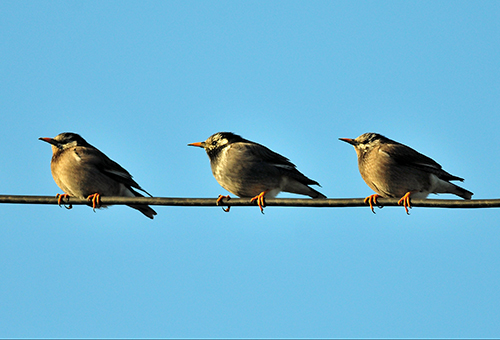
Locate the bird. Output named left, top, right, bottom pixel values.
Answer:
left=39, top=132, right=157, bottom=219
left=339, top=132, right=473, bottom=214
left=188, top=132, right=326, bottom=213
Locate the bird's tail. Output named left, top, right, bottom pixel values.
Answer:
left=128, top=187, right=157, bottom=219
left=308, top=187, right=327, bottom=199
left=449, top=183, right=473, bottom=200
left=283, top=179, right=327, bottom=199
left=434, top=175, right=473, bottom=200
left=128, top=204, right=157, bottom=219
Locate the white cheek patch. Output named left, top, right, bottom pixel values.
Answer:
left=62, top=140, right=78, bottom=150
left=358, top=144, right=370, bottom=153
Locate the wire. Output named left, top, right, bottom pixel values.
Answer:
left=1, top=195, right=499, bottom=209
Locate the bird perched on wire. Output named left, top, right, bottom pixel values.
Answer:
left=188, top=132, right=326, bottom=213
left=339, top=132, right=473, bottom=214
left=39, top=132, right=157, bottom=219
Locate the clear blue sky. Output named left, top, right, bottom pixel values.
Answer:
left=1, top=1, right=499, bottom=338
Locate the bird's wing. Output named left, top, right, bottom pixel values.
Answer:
left=381, top=142, right=463, bottom=181
left=238, top=142, right=320, bottom=186
left=74, top=146, right=152, bottom=196
left=239, top=142, right=296, bottom=168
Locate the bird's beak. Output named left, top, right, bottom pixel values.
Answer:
left=188, top=142, right=204, bottom=148
left=339, top=138, right=356, bottom=145
left=39, top=137, right=56, bottom=145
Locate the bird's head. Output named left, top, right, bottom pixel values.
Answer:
left=339, top=132, right=389, bottom=154
left=39, top=132, right=90, bottom=151
left=188, top=132, right=244, bottom=157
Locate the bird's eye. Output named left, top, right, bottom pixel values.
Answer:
left=212, top=140, right=218, bottom=146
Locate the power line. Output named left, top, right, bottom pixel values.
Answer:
left=1, top=195, right=499, bottom=209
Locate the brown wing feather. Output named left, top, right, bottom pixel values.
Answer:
left=381, top=142, right=464, bottom=181
left=238, top=142, right=321, bottom=186
left=74, top=147, right=152, bottom=195
left=239, top=141, right=295, bottom=167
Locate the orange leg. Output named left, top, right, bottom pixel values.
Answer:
left=87, top=193, right=102, bottom=212
left=250, top=190, right=268, bottom=214
left=56, top=193, right=72, bottom=209
left=398, top=192, right=412, bottom=215
left=216, top=194, right=231, bottom=213
left=364, top=194, right=382, bottom=214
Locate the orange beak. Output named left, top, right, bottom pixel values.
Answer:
left=339, top=138, right=356, bottom=145
left=188, top=142, right=204, bottom=148
left=39, top=137, right=56, bottom=145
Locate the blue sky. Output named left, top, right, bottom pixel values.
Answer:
left=1, top=1, right=499, bottom=338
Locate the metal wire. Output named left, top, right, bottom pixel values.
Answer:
left=1, top=195, right=500, bottom=209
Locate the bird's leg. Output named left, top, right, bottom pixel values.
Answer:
left=56, top=193, right=72, bottom=209
left=398, top=192, right=412, bottom=215
left=87, top=193, right=102, bottom=212
left=216, top=194, right=231, bottom=212
left=364, top=194, right=382, bottom=214
left=250, top=190, right=268, bottom=214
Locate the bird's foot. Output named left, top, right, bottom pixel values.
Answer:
left=216, top=194, right=231, bottom=212
left=250, top=191, right=268, bottom=214
left=87, top=193, right=102, bottom=212
left=56, top=193, right=72, bottom=209
left=364, top=194, right=382, bottom=214
left=398, top=192, right=412, bottom=215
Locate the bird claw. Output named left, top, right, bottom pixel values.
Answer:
left=56, top=193, right=72, bottom=209
left=216, top=195, right=231, bottom=212
left=250, top=191, right=267, bottom=214
left=398, top=192, right=412, bottom=215
left=87, top=193, right=102, bottom=212
left=364, top=194, right=382, bottom=214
